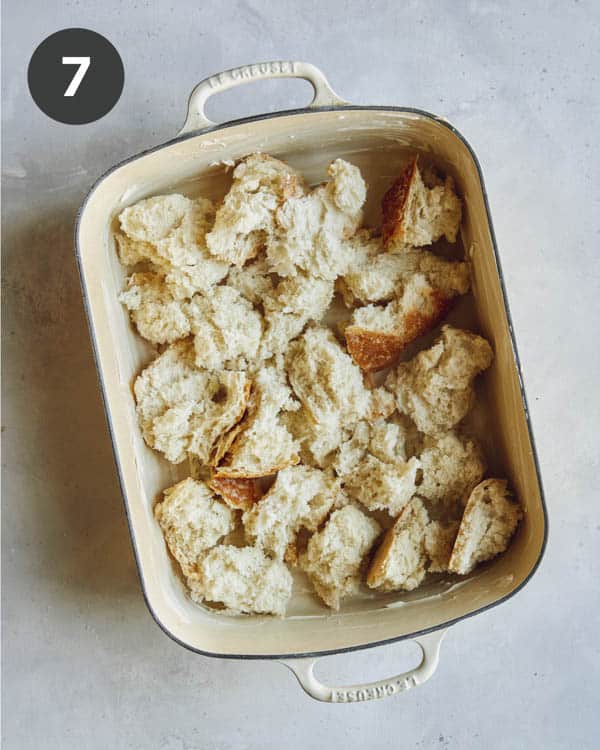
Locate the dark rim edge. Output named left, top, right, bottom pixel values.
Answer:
left=74, top=104, right=549, bottom=661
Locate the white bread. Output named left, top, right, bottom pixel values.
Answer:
left=286, top=327, right=371, bottom=431
left=206, top=153, right=305, bottom=267
left=119, top=272, right=191, bottom=345
left=134, top=341, right=250, bottom=464
left=208, top=476, right=262, bottom=512
left=418, top=431, right=485, bottom=507
left=332, top=421, right=370, bottom=477
left=368, top=417, right=408, bottom=463
left=225, top=258, right=275, bottom=305
left=424, top=520, right=460, bottom=573
left=344, top=454, right=421, bottom=516
left=386, top=325, right=494, bottom=434
left=213, top=365, right=300, bottom=477
left=381, top=157, right=462, bottom=251
left=341, top=231, right=470, bottom=306
left=267, top=159, right=366, bottom=279
left=188, top=545, right=293, bottom=616
left=283, top=406, right=347, bottom=467
left=448, top=479, right=522, bottom=575
left=242, top=466, right=344, bottom=559
left=186, top=285, right=263, bottom=370
left=367, top=497, right=430, bottom=591
left=260, top=274, right=334, bottom=358
left=154, top=477, right=235, bottom=576
left=300, top=505, right=381, bottom=610
left=345, top=273, right=455, bottom=371
left=118, top=195, right=229, bottom=298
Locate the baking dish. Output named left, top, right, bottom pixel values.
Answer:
left=75, top=61, right=547, bottom=702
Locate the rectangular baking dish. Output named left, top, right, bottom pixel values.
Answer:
left=75, top=61, right=547, bottom=702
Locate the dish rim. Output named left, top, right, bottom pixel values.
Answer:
left=74, top=103, right=549, bottom=660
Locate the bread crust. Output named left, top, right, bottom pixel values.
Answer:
left=208, top=476, right=262, bottom=511
left=381, top=156, right=419, bottom=248
left=345, top=327, right=404, bottom=371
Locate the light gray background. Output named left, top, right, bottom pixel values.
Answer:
left=2, top=1, right=599, bottom=748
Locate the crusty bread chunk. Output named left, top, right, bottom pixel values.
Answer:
left=448, top=479, right=522, bottom=575
left=382, top=157, right=462, bottom=251
left=418, top=431, right=485, bottom=507
left=119, top=272, right=191, bottom=345
left=154, top=478, right=235, bottom=576
left=386, top=325, right=493, bottom=434
left=260, top=274, right=334, bottom=358
left=188, top=545, right=293, bottom=616
left=118, top=195, right=229, bottom=298
left=186, top=286, right=263, bottom=370
left=300, top=505, right=381, bottom=610
left=287, top=327, right=371, bottom=430
left=206, top=154, right=305, bottom=267
left=134, top=341, right=250, bottom=464
left=425, top=520, right=460, bottom=573
left=213, top=365, right=300, bottom=477
left=367, top=497, right=430, bottom=591
left=208, top=476, right=262, bottom=512
left=341, top=232, right=470, bottom=307
left=344, top=454, right=421, bottom=516
left=243, top=466, right=344, bottom=559
left=267, top=159, right=366, bottom=280
left=346, top=270, right=466, bottom=371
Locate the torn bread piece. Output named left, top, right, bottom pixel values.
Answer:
left=341, top=231, right=470, bottom=306
left=345, top=273, right=454, bottom=371
left=425, top=520, right=460, bottom=573
left=381, top=157, right=462, bottom=251
left=225, top=258, right=275, bottom=305
left=206, top=153, right=305, bottom=267
left=418, top=431, right=485, bottom=507
left=286, top=326, right=371, bottom=430
left=119, top=272, right=191, bottom=345
left=188, top=545, right=293, bottom=616
left=154, top=478, right=235, bottom=577
left=300, top=505, right=381, bottom=610
left=186, top=286, right=263, bottom=370
left=343, top=454, right=421, bottom=517
left=213, top=365, right=300, bottom=477
left=267, top=159, right=366, bottom=279
left=260, top=274, right=334, bottom=358
left=386, top=325, right=494, bottom=434
left=448, top=479, right=522, bottom=575
left=134, top=341, right=250, bottom=464
left=332, top=421, right=370, bottom=477
left=243, top=466, right=344, bottom=560
left=367, top=497, right=430, bottom=591
left=208, top=476, right=262, bottom=512
left=118, top=195, right=229, bottom=298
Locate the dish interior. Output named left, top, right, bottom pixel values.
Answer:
left=77, top=108, right=545, bottom=657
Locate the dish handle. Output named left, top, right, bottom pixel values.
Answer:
left=179, top=61, right=347, bottom=134
left=279, top=629, right=447, bottom=703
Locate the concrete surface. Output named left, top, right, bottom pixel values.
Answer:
left=2, top=1, right=599, bottom=748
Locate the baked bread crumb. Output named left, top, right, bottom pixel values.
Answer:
left=300, top=505, right=381, bottom=609
left=154, top=478, right=235, bottom=576
left=382, top=157, right=462, bottom=251
left=134, top=341, right=250, bottom=464
left=206, top=153, right=304, bottom=267
left=448, top=479, right=522, bottom=575
left=243, top=465, right=344, bottom=559
left=267, top=159, right=366, bottom=279
left=386, top=325, right=493, bottom=434
left=424, top=520, right=460, bottom=573
left=189, top=544, right=293, bottom=616
left=343, top=454, right=421, bottom=517
left=418, top=431, right=485, bottom=508
left=367, top=497, right=430, bottom=591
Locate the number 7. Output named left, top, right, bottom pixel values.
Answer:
left=62, top=56, right=90, bottom=96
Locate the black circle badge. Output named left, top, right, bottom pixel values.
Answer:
left=28, top=28, right=124, bottom=125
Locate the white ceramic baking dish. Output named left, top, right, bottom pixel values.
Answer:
left=75, top=61, right=547, bottom=703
